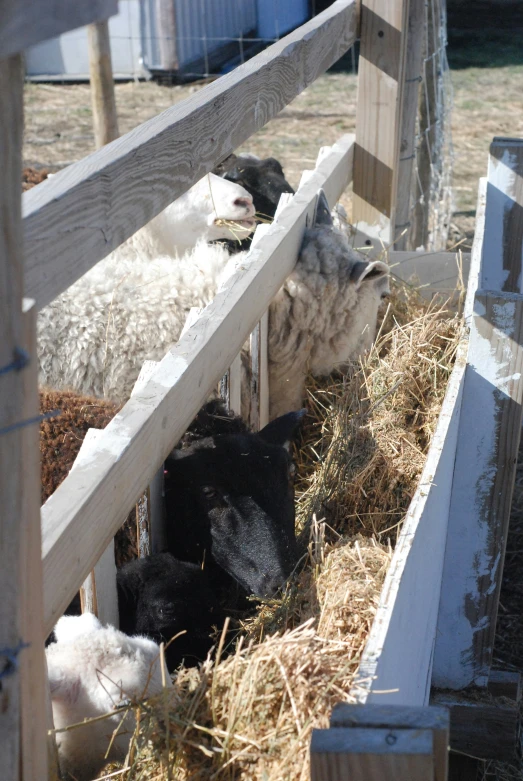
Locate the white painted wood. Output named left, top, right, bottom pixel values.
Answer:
left=389, top=250, right=471, bottom=299
left=131, top=360, right=165, bottom=554
left=0, top=0, right=118, bottom=59
left=310, top=727, right=435, bottom=780
left=432, top=290, right=523, bottom=689
left=72, top=429, right=119, bottom=628
left=180, top=307, right=204, bottom=338
left=40, top=137, right=355, bottom=636
left=23, top=3, right=358, bottom=311
left=481, top=138, right=523, bottom=294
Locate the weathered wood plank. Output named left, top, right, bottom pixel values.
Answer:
left=73, top=429, right=119, bottom=628
left=19, top=301, right=55, bottom=781
left=431, top=691, right=519, bottom=762
left=393, top=0, right=425, bottom=250
left=87, top=20, right=120, bottom=149
left=0, top=54, right=25, bottom=781
left=481, top=138, right=523, bottom=294
left=310, top=728, right=435, bottom=780
left=23, top=3, right=358, bottom=311
left=352, top=0, right=410, bottom=248
left=432, top=290, right=523, bottom=689
left=0, top=0, right=118, bottom=59
left=40, top=136, right=355, bottom=636
left=330, top=704, right=449, bottom=781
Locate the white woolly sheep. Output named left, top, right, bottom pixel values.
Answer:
left=38, top=240, right=235, bottom=401
left=38, top=185, right=387, bottom=417
left=46, top=612, right=170, bottom=781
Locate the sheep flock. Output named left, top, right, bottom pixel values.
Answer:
left=32, top=152, right=391, bottom=780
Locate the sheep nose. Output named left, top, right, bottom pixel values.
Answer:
left=233, top=196, right=255, bottom=216
left=259, top=573, right=286, bottom=597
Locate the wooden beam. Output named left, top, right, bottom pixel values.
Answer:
left=0, top=0, right=118, bottom=59
left=481, top=137, right=523, bottom=294
left=87, top=20, right=120, bottom=149
left=310, top=727, right=435, bottom=780
left=431, top=692, right=519, bottom=762
left=432, top=291, right=523, bottom=689
left=155, top=0, right=178, bottom=71
left=40, top=136, right=355, bottom=636
left=19, top=301, right=57, bottom=781
left=393, top=0, right=425, bottom=250
left=73, top=429, right=119, bottom=628
left=0, top=53, right=25, bottom=781
left=330, top=704, right=449, bottom=781
left=352, top=0, right=410, bottom=249
left=23, top=2, right=358, bottom=311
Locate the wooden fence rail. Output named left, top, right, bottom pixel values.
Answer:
left=22, top=0, right=358, bottom=312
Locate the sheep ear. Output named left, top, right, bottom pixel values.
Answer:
left=312, top=190, right=332, bottom=227
left=351, top=260, right=389, bottom=288
left=258, top=409, right=306, bottom=451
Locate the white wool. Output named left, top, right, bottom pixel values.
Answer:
left=266, top=225, right=389, bottom=419
left=46, top=613, right=170, bottom=781
left=38, top=241, right=235, bottom=402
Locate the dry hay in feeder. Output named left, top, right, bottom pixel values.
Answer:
left=94, top=284, right=462, bottom=781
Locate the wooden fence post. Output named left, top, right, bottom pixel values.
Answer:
left=0, top=52, right=25, bottom=781
left=393, top=0, right=425, bottom=250
left=87, top=20, right=119, bottom=148
left=352, top=0, right=411, bottom=250
left=19, top=300, right=60, bottom=781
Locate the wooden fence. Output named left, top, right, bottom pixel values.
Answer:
left=2, top=0, right=519, bottom=779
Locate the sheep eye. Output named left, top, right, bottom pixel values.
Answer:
left=202, top=486, right=218, bottom=499
left=289, top=462, right=296, bottom=482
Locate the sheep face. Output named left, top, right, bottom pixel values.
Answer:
left=268, top=192, right=390, bottom=418
left=117, top=553, right=223, bottom=672
left=150, top=172, right=256, bottom=254
left=164, top=409, right=305, bottom=597
left=46, top=613, right=168, bottom=781
left=221, top=154, right=295, bottom=221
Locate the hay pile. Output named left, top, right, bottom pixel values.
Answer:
left=93, top=284, right=462, bottom=781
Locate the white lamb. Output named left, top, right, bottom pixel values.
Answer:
left=46, top=612, right=170, bottom=781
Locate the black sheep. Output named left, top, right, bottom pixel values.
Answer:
left=213, top=153, right=295, bottom=252
left=117, top=552, right=222, bottom=672
left=163, top=400, right=305, bottom=599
